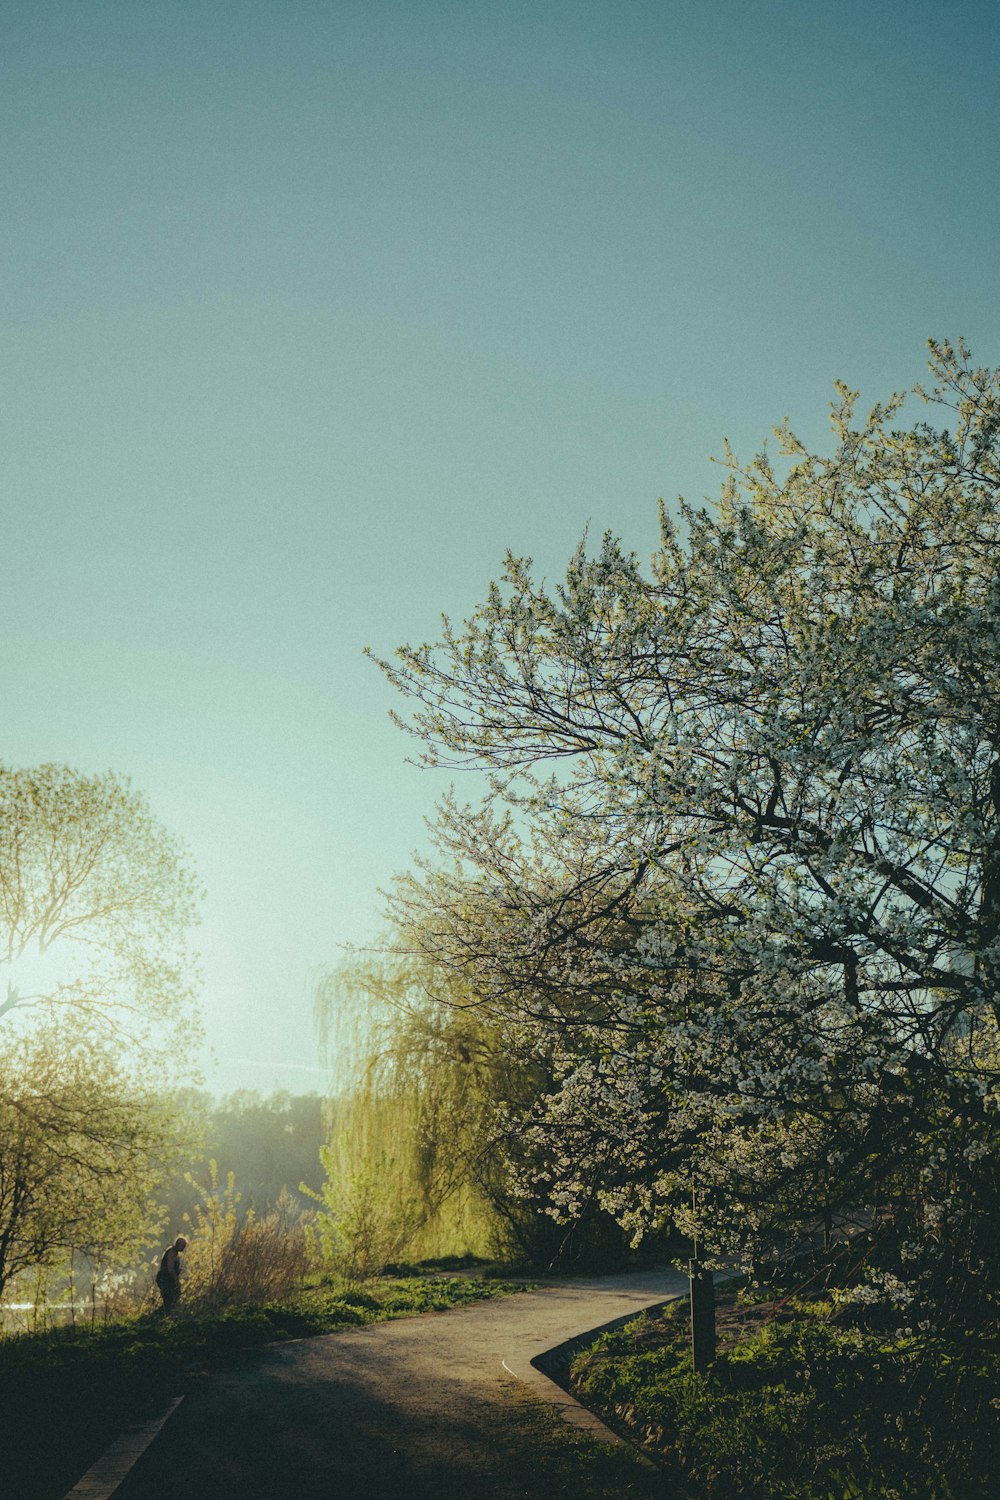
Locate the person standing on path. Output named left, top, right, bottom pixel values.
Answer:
left=155, top=1236, right=187, bottom=1312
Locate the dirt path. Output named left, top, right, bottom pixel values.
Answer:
left=106, top=1271, right=687, bottom=1499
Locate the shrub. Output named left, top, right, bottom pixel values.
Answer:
left=180, top=1166, right=310, bottom=1310
left=304, top=1151, right=424, bottom=1282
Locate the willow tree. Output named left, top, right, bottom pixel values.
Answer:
left=312, top=945, right=616, bottom=1270
left=374, top=340, right=1000, bottom=1323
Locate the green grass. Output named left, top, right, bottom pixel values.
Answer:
left=570, top=1305, right=1000, bottom=1500
left=2, top=1272, right=531, bottom=1500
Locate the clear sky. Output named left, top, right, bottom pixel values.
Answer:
left=3, top=0, right=998, bottom=1094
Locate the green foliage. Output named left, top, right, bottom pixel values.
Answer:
left=313, top=949, right=630, bottom=1272
left=305, top=1144, right=425, bottom=1280
left=151, top=1087, right=327, bottom=1295
left=372, top=339, right=1000, bottom=1319
left=312, top=953, right=517, bottom=1272
left=181, top=1159, right=242, bottom=1297
left=0, top=1024, right=184, bottom=1296
left=0, top=762, right=200, bottom=1055
left=0, top=762, right=202, bottom=1302
left=572, top=1314, right=1000, bottom=1499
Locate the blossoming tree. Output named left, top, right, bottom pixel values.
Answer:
left=375, top=340, right=1000, bottom=1325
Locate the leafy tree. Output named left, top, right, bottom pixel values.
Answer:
left=313, top=953, right=511, bottom=1269
left=0, top=763, right=200, bottom=1056
left=314, top=944, right=639, bottom=1269
left=0, top=764, right=201, bottom=1298
left=374, top=339, right=1000, bottom=1323
left=0, top=1023, right=179, bottom=1297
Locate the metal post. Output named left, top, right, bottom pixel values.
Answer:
left=689, top=1258, right=716, bottom=1373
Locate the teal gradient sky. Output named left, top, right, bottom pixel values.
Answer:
left=3, top=0, right=998, bottom=1092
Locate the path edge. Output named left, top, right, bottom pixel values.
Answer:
left=62, top=1396, right=185, bottom=1500
left=502, top=1294, right=680, bottom=1458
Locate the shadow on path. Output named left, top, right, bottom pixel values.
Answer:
left=106, top=1273, right=686, bottom=1500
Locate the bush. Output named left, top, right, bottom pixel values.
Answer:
left=304, top=1152, right=425, bottom=1282
left=179, top=1167, right=310, bottom=1310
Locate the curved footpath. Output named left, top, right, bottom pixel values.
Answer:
left=64, top=1269, right=688, bottom=1500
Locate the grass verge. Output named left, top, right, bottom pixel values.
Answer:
left=570, top=1291, right=999, bottom=1500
